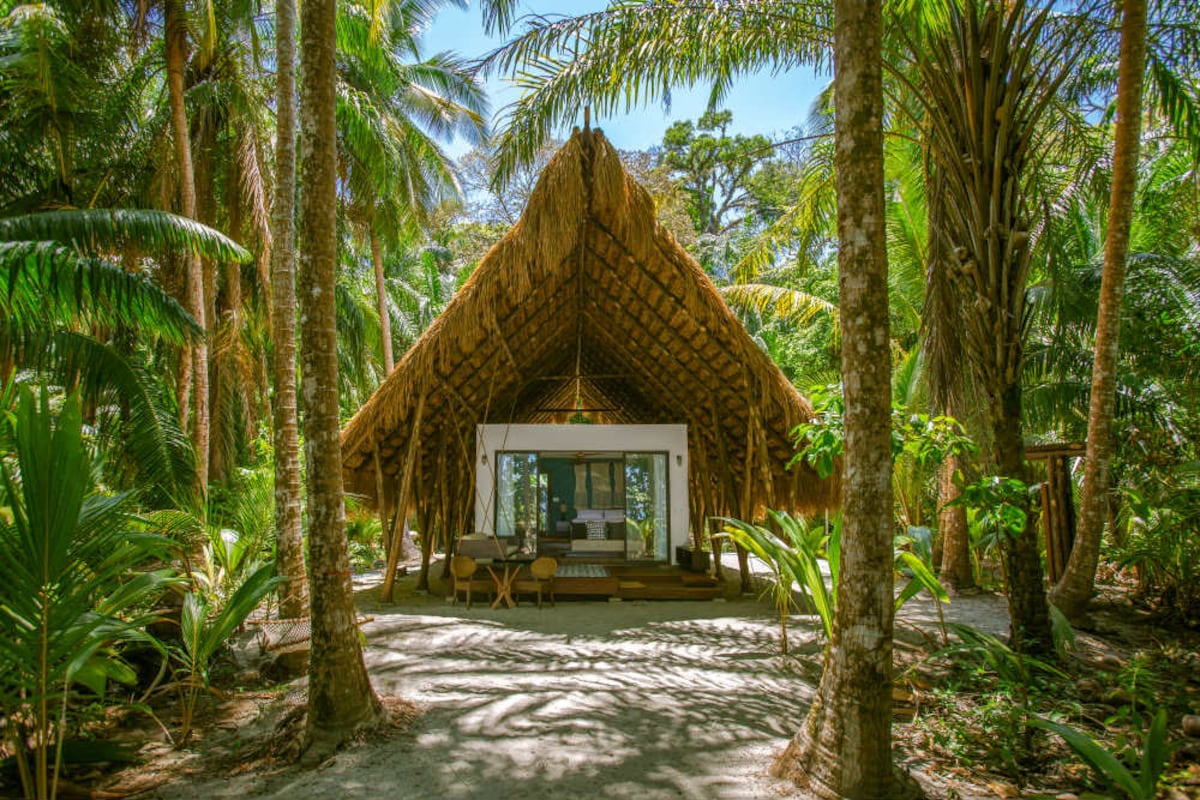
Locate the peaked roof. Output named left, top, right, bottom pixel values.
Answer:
left=340, top=129, right=835, bottom=522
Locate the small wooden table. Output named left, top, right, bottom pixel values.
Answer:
left=487, top=564, right=519, bottom=609
left=485, top=557, right=535, bottom=609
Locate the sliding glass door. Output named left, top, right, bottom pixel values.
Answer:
left=624, top=453, right=668, bottom=561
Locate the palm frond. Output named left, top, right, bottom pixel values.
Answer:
left=0, top=209, right=252, bottom=263
left=0, top=242, right=201, bottom=343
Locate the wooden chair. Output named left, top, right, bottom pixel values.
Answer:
left=513, top=556, right=557, bottom=608
left=450, top=555, right=491, bottom=609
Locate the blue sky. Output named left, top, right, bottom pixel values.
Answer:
left=421, top=2, right=828, bottom=157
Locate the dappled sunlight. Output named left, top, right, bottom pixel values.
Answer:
left=344, top=597, right=814, bottom=799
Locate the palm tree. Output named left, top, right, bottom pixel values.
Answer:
left=164, top=0, right=210, bottom=496
left=298, top=0, right=383, bottom=758
left=0, top=209, right=249, bottom=499
left=1050, top=0, right=1148, bottom=620
left=770, top=4, right=913, bottom=794
left=890, top=0, right=1102, bottom=653
left=337, top=0, right=486, bottom=373
left=271, top=0, right=307, bottom=620
left=0, top=390, right=175, bottom=800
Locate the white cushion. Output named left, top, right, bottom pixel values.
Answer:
left=602, top=510, right=625, bottom=522
left=576, top=509, right=603, bottom=521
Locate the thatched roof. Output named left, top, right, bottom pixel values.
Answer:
left=340, top=128, right=835, bottom=531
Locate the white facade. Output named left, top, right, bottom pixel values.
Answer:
left=474, top=424, right=689, bottom=561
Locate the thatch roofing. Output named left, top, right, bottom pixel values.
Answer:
left=340, top=128, right=835, bottom=529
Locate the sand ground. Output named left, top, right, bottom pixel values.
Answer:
left=143, top=562, right=1011, bottom=800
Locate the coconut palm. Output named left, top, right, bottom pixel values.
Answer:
left=337, top=0, right=486, bottom=373
left=0, top=209, right=249, bottom=499
left=271, top=0, right=307, bottom=620
left=1052, top=0, right=1148, bottom=618
left=298, top=0, right=383, bottom=757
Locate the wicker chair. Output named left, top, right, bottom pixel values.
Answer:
left=450, top=555, right=492, bottom=609
left=513, top=556, right=558, bottom=609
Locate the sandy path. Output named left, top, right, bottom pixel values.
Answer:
left=152, top=569, right=1010, bottom=800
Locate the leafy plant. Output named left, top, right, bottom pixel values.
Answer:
left=717, top=511, right=835, bottom=652
left=894, top=526, right=951, bottom=642
left=0, top=390, right=175, bottom=800
left=171, top=562, right=285, bottom=743
left=1032, top=709, right=1170, bottom=800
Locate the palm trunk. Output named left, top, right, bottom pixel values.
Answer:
left=165, top=0, right=209, bottom=497
left=1051, top=0, right=1147, bottom=620
left=938, top=455, right=974, bottom=591
left=771, top=3, right=914, bottom=796
left=990, top=383, right=1052, bottom=654
left=371, top=226, right=394, bottom=374
left=299, top=0, right=382, bottom=759
left=270, top=0, right=307, bottom=621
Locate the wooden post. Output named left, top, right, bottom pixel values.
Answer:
left=737, top=401, right=756, bottom=593
left=379, top=393, right=425, bottom=602
left=373, top=443, right=392, bottom=563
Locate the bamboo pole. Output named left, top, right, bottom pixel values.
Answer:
left=379, top=392, right=426, bottom=602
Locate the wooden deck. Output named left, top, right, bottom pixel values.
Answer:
left=550, top=562, right=723, bottom=601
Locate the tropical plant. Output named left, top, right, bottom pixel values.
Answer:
left=337, top=0, right=486, bottom=374
left=1033, top=708, right=1170, bottom=800
left=0, top=208, right=249, bottom=502
left=271, top=0, right=307, bottom=622
left=0, top=390, right=176, bottom=800
left=718, top=511, right=836, bottom=651
left=1052, top=0, right=1150, bottom=619
left=171, top=562, right=285, bottom=743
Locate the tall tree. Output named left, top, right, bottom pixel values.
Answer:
left=1050, top=0, right=1149, bottom=619
left=164, top=0, right=210, bottom=496
left=898, top=0, right=1091, bottom=653
left=298, top=0, right=382, bottom=757
left=337, top=0, right=485, bottom=374
left=770, top=2, right=914, bottom=797
left=271, top=0, right=307, bottom=620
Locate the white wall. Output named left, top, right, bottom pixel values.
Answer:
left=474, top=424, right=689, bottom=561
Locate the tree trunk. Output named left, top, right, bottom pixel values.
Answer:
left=270, top=0, right=307, bottom=621
left=771, top=3, right=916, bottom=797
left=990, top=384, right=1052, bottom=654
left=937, top=455, right=974, bottom=591
left=299, top=0, right=381, bottom=759
left=371, top=227, right=394, bottom=374
left=1051, top=0, right=1147, bottom=620
left=165, top=0, right=209, bottom=498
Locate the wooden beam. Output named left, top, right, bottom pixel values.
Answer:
left=380, top=391, right=426, bottom=602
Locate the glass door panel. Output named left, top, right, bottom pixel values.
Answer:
left=624, top=453, right=668, bottom=561
left=496, top=452, right=538, bottom=548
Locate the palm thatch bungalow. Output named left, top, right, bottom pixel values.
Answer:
left=340, top=128, right=836, bottom=597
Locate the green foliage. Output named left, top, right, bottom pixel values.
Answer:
left=171, top=563, right=284, bottom=743
left=951, top=476, right=1035, bottom=544
left=917, top=623, right=1067, bottom=780
left=1110, top=480, right=1200, bottom=623
left=0, top=390, right=176, bottom=800
left=790, top=388, right=976, bottom=480
left=717, top=511, right=835, bottom=651
left=1032, top=709, right=1170, bottom=800
left=894, top=526, right=950, bottom=613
